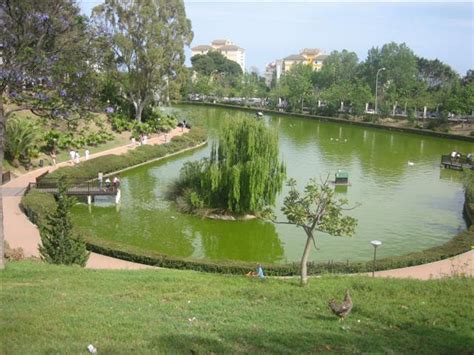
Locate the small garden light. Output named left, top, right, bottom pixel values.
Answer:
left=370, top=240, right=382, bottom=277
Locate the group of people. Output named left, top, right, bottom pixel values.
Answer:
left=130, top=134, right=148, bottom=147
left=450, top=151, right=462, bottom=161
left=98, top=172, right=121, bottom=191
left=69, top=149, right=90, bottom=165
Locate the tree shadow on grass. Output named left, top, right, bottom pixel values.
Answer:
left=152, top=334, right=231, bottom=354
left=154, top=324, right=473, bottom=354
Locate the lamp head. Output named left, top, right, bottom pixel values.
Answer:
left=371, top=240, right=382, bottom=248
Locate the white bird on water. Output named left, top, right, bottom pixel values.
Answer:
left=407, top=161, right=415, bottom=166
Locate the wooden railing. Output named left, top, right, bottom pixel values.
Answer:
left=28, top=178, right=118, bottom=196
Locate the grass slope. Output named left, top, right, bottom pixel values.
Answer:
left=1, top=262, right=473, bottom=354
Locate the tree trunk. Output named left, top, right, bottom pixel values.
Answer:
left=133, top=99, right=146, bottom=123
left=0, top=97, right=5, bottom=269
left=300, top=227, right=314, bottom=286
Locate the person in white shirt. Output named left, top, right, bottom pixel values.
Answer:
left=69, top=149, right=76, bottom=164
left=85, top=149, right=90, bottom=160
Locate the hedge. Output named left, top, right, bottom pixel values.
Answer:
left=83, top=226, right=474, bottom=275
left=20, top=190, right=57, bottom=226
left=21, top=188, right=474, bottom=275
left=45, top=127, right=207, bottom=181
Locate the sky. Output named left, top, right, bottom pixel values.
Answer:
left=78, top=1, right=474, bottom=75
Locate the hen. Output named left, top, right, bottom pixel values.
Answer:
left=328, top=289, right=353, bottom=320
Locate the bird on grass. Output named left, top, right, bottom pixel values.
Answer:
left=329, top=289, right=353, bottom=321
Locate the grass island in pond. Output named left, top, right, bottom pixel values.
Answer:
left=70, top=105, right=473, bottom=264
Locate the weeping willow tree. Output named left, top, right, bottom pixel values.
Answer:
left=176, top=118, right=286, bottom=215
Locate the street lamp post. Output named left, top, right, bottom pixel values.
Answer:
left=370, top=240, right=382, bottom=277
left=375, top=67, right=386, bottom=114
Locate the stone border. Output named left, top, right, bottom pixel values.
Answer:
left=181, top=101, right=474, bottom=143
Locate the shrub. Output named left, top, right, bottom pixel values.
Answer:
left=5, top=116, right=39, bottom=167
left=131, top=122, right=153, bottom=139
left=109, top=113, right=133, bottom=133
left=4, top=241, right=25, bottom=261
left=42, top=130, right=61, bottom=153
left=427, top=120, right=440, bottom=130
left=38, top=180, right=90, bottom=267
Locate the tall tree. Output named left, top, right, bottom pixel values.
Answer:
left=417, top=57, right=459, bottom=90
left=191, top=51, right=242, bottom=77
left=39, top=180, right=90, bottom=266
left=92, top=0, right=193, bottom=122
left=278, top=178, right=357, bottom=286
left=362, top=42, right=418, bottom=104
left=0, top=0, right=95, bottom=268
left=313, top=50, right=359, bottom=89
left=279, top=63, right=314, bottom=112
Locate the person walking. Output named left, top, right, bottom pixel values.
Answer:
left=69, top=149, right=76, bottom=164
left=50, top=150, right=57, bottom=166
left=74, top=151, right=80, bottom=164
left=85, top=149, right=90, bottom=160
left=98, top=172, right=103, bottom=190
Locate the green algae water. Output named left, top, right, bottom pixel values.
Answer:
left=71, top=105, right=473, bottom=264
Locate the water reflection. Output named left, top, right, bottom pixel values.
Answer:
left=195, top=219, right=285, bottom=263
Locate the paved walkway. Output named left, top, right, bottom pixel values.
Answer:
left=3, top=128, right=188, bottom=270
left=372, top=249, right=473, bottom=280
left=2, top=127, right=473, bottom=278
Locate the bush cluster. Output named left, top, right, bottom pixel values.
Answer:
left=109, top=109, right=178, bottom=138
left=46, top=127, right=207, bottom=181
left=43, top=129, right=114, bottom=151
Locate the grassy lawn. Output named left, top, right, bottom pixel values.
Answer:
left=1, top=262, right=473, bottom=354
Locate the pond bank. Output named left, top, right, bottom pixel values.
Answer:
left=7, top=108, right=474, bottom=278
left=4, top=127, right=192, bottom=270
left=182, top=101, right=474, bottom=143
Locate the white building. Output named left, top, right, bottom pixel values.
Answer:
left=191, top=39, right=246, bottom=72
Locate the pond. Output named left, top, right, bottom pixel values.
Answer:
left=71, top=105, right=473, bottom=264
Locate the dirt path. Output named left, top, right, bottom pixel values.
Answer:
left=2, top=126, right=473, bottom=277
left=2, top=128, right=188, bottom=270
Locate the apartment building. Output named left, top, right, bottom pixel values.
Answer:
left=265, top=48, right=327, bottom=85
left=191, top=39, right=246, bottom=72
